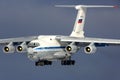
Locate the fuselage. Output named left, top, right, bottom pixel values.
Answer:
left=27, top=35, right=69, bottom=61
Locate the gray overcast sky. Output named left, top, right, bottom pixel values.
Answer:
left=0, top=0, right=120, bottom=80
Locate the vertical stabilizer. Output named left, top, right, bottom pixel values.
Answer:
left=55, top=5, right=117, bottom=38
left=70, top=6, right=87, bottom=37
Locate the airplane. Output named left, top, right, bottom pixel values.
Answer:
left=0, top=5, right=120, bottom=66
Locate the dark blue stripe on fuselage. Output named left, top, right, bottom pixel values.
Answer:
left=35, top=46, right=66, bottom=50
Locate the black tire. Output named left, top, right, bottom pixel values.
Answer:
left=71, top=60, right=75, bottom=65
left=35, top=61, right=45, bottom=66
left=35, top=62, right=39, bottom=66
left=44, top=60, right=52, bottom=65
left=61, top=60, right=75, bottom=65
left=66, top=60, right=71, bottom=65
left=48, top=61, right=52, bottom=65
left=39, top=62, right=45, bottom=66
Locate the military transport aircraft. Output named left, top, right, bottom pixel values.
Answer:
left=1, top=5, right=120, bottom=66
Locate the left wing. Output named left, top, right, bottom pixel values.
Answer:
left=0, top=36, right=37, bottom=45
left=56, top=36, right=120, bottom=45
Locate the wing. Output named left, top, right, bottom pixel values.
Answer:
left=0, top=36, right=37, bottom=45
left=56, top=36, right=120, bottom=46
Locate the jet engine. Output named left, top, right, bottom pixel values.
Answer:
left=3, top=42, right=15, bottom=53
left=16, top=42, right=27, bottom=53
left=84, top=43, right=97, bottom=54
left=65, top=44, right=79, bottom=53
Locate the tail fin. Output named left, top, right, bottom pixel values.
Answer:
left=56, top=5, right=117, bottom=37
left=71, top=5, right=87, bottom=38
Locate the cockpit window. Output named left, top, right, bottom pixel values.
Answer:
left=28, top=42, right=40, bottom=48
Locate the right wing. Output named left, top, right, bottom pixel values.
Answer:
left=56, top=36, right=120, bottom=46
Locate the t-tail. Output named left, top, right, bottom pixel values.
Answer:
left=55, top=5, right=118, bottom=37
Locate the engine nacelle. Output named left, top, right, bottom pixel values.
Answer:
left=16, top=42, right=27, bottom=53
left=3, top=42, right=15, bottom=53
left=65, top=44, right=79, bottom=53
left=84, top=43, right=97, bottom=54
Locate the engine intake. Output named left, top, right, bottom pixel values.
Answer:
left=84, top=43, right=97, bottom=54
left=17, top=46, right=23, bottom=51
left=65, top=44, right=79, bottom=53
left=4, top=47, right=9, bottom=52
left=16, top=42, right=27, bottom=53
left=3, top=42, right=15, bottom=53
left=66, top=46, right=72, bottom=52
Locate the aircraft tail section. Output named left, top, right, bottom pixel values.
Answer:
left=71, top=6, right=86, bottom=38
left=56, top=5, right=117, bottom=38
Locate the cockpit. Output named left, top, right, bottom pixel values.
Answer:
left=28, top=42, right=40, bottom=48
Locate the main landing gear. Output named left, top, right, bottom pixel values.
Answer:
left=35, top=60, right=76, bottom=66
left=35, top=60, right=52, bottom=66
left=61, top=60, right=75, bottom=65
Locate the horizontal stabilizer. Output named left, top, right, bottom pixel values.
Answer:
left=55, top=5, right=119, bottom=9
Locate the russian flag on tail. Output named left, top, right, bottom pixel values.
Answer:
left=78, top=19, right=83, bottom=24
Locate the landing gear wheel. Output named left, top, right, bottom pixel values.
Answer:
left=44, top=60, right=52, bottom=65
left=71, top=60, right=75, bottom=65
left=35, top=60, right=52, bottom=66
left=61, top=60, right=75, bottom=65
left=35, top=61, right=45, bottom=66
